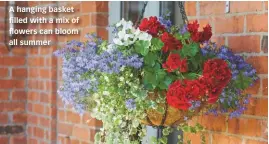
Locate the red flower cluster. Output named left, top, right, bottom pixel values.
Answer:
left=166, top=59, right=231, bottom=110
left=139, top=16, right=165, bottom=37
left=201, top=59, right=232, bottom=103
left=166, top=79, right=205, bottom=110
left=187, top=20, right=212, bottom=43
left=166, top=80, right=191, bottom=110
left=162, top=53, right=188, bottom=73
left=161, top=32, right=183, bottom=53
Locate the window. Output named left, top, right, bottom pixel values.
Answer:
left=108, top=1, right=183, bottom=41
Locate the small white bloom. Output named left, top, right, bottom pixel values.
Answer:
left=103, top=91, right=110, bottom=96
left=104, top=76, right=109, bottom=82
left=113, top=38, right=123, bottom=45
left=119, top=77, right=124, bottom=81
left=138, top=32, right=152, bottom=41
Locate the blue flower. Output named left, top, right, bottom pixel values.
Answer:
left=125, top=99, right=136, bottom=110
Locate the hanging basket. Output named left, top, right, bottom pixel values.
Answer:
left=141, top=91, right=207, bottom=127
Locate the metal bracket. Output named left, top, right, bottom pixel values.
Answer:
left=225, top=1, right=230, bottom=13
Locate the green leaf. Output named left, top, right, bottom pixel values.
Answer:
left=234, top=71, right=253, bottom=89
left=151, top=38, right=164, bottom=51
left=183, top=73, right=199, bottom=80
left=144, top=52, right=158, bottom=67
left=181, top=43, right=199, bottom=57
left=134, top=40, right=150, bottom=56
left=158, top=76, right=172, bottom=90
left=183, top=32, right=191, bottom=39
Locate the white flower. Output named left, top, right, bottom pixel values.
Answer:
left=119, top=77, right=124, bottom=81
left=113, top=38, right=123, bottom=45
left=103, top=91, right=110, bottom=96
left=138, top=32, right=152, bottom=41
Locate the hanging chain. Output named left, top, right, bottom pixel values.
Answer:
left=178, top=1, right=188, bottom=24
left=135, top=1, right=148, bottom=28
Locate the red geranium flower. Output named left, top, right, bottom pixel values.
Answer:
left=139, top=16, right=165, bottom=37
left=187, top=20, right=212, bottom=43
left=161, top=32, right=183, bottom=52
left=162, top=53, right=188, bottom=73
left=202, top=59, right=232, bottom=103
left=166, top=80, right=191, bottom=110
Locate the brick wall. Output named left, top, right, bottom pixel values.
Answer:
left=0, top=1, right=28, bottom=144
left=185, top=1, right=268, bottom=144
left=0, top=1, right=267, bottom=144
left=0, top=1, right=108, bottom=144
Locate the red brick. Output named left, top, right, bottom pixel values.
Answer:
left=262, top=78, right=268, bottom=96
left=212, top=133, right=242, bottom=144
left=246, top=56, right=268, bottom=74
left=183, top=132, right=210, bottom=144
left=185, top=2, right=196, bottom=16
left=245, top=79, right=260, bottom=95
left=12, top=68, right=27, bottom=78
left=28, top=68, right=39, bottom=78
left=91, top=14, right=108, bottom=27
left=245, top=98, right=268, bottom=116
left=0, top=68, right=8, bottom=78
left=10, top=135, right=27, bottom=144
left=198, top=18, right=213, bottom=31
left=247, top=14, right=268, bottom=32
left=196, top=114, right=226, bottom=132
left=12, top=47, right=28, bottom=56
left=32, top=103, right=44, bottom=114
left=265, top=1, right=268, bottom=10
left=0, top=102, right=25, bottom=112
left=210, top=36, right=225, bottom=47
left=215, top=16, right=244, bottom=34
left=0, top=2, right=6, bottom=7
left=228, top=36, right=260, bottom=53
left=81, top=2, right=108, bottom=13
left=28, top=57, right=45, bottom=67
left=228, top=118, right=263, bottom=137
left=0, top=136, right=9, bottom=144
left=13, top=113, right=27, bottom=123
left=45, top=106, right=57, bottom=117
left=230, top=1, right=263, bottom=13
left=45, top=81, right=57, bottom=92
left=33, top=127, right=44, bottom=138
left=200, top=2, right=226, bottom=15
left=39, top=117, right=50, bottom=127
left=12, top=91, right=26, bottom=101
left=39, top=68, right=57, bottom=79
left=0, top=113, right=8, bottom=124
left=83, top=113, right=103, bottom=127
left=0, top=57, right=26, bottom=66
left=28, top=91, right=40, bottom=102
left=78, top=15, right=91, bottom=27
left=0, top=91, right=9, bottom=100
left=27, top=114, right=38, bottom=125
left=58, top=110, right=65, bottom=121
left=246, top=140, right=267, bottom=144
left=57, top=122, right=73, bottom=135
left=0, top=79, right=25, bottom=89
left=72, top=126, right=89, bottom=140
left=66, top=111, right=81, bottom=123
left=0, top=45, right=9, bottom=55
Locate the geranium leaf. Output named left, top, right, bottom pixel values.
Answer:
left=181, top=43, right=199, bottom=57
left=151, top=38, right=164, bottom=51
left=134, top=40, right=150, bottom=56
left=144, top=52, right=157, bottom=67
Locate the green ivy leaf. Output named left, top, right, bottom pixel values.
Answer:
left=134, top=40, right=150, bottom=56
left=151, top=38, right=164, bottom=51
